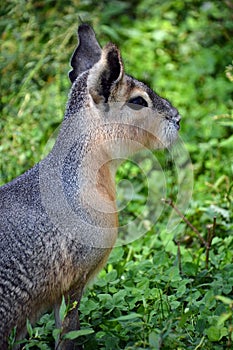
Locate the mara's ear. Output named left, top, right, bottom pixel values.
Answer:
left=69, top=24, right=102, bottom=83
left=88, top=43, right=124, bottom=104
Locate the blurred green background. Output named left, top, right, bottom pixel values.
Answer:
left=1, top=1, right=233, bottom=349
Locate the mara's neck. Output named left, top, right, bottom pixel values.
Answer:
left=46, top=129, right=120, bottom=229
left=46, top=112, right=146, bottom=229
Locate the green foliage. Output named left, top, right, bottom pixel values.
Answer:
left=1, top=0, right=232, bottom=349
left=11, top=314, right=55, bottom=349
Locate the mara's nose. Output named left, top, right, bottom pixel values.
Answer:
left=175, top=116, right=181, bottom=130
left=170, top=107, right=181, bottom=129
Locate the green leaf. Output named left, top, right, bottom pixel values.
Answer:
left=52, top=328, right=61, bottom=342
left=217, top=312, right=232, bottom=326
left=182, top=262, right=198, bottom=276
left=26, top=319, right=33, bottom=338
left=219, top=134, right=233, bottom=148
left=216, top=295, right=233, bottom=305
left=149, top=331, right=161, bottom=348
left=63, top=329, right=94, bottom=340
left=206, top=325, right=228, bottom=341
left=206, top=326, right=221, bottom=341
left=111, top=313, right=143, bottom=322
left=59, top=296, right=67, bottom=322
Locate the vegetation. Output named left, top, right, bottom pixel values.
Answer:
left=1, top=0, right=232, bottom=349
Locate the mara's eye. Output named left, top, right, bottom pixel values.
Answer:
left=127, top=96, right=148, bottom=110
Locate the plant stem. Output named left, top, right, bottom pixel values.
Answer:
left=162, top=198, right=206, bottom=246
left=205, top=217, right=216, bottom=269
left=174, top=239, right=182, bottom=275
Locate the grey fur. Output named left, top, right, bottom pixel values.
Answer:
left=0, top=24, right=180, bottom=350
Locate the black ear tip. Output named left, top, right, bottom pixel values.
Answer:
left=69, top=23, right=101, bottom=83
left=78, top=23, right=91, bottom=30
left=78, top=23, right=94, bottom=36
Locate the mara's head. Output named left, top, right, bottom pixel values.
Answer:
left=65, top=24, right=181, bottom=151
